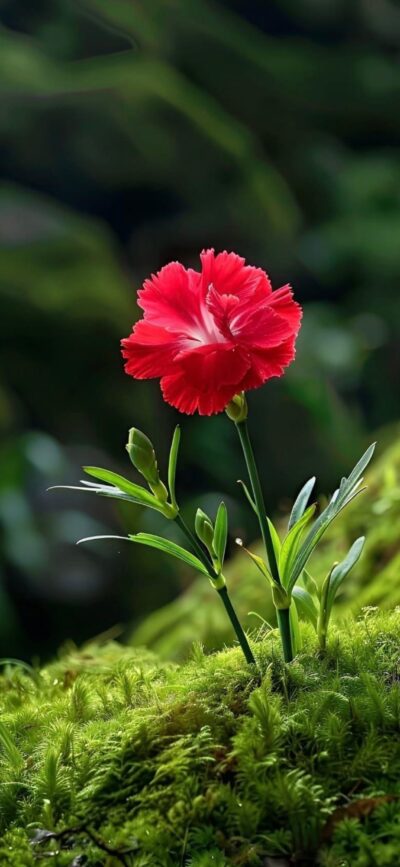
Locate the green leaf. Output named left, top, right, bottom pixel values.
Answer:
left=77, top=532, right=210, bottom=577
left=286, top=444, right=375, bottom=594
left=289, top=602, right=302, bottom=654
left=213, top=502, right=228, bottom=567
left=82, top=467, right=162, bottom=508
left=49, top=481, right=165, bottom=512
left=267, top=517, right=281, bottom=562
left=167, top=425, right=181, bottom=509
left=292, top=586, right=318, bottom=630
left=279, top=504, right=316, bottom=589
left=288, top=476, right=316, bottom=531
left=77, top=535, right=130, bottom=545
left=303, top=570, right=319, bottom=599
left=337, top=443, right=376, bottom=507
left=236, top=541, right=271, bottom=582
left=237, top=479, right=257, bottom=513
left=128, top=533, right=210, bottom=576
left=325, top=536, right=365, bottom=616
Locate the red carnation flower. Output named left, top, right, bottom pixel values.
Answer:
left=121, top=249, right=302, bottom=415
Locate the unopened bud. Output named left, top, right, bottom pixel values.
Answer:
left=225, top=392, right=248, bottom=423
left=195, top=508, right=214, bottom=550
left=126, top=428, right=168, bottom=502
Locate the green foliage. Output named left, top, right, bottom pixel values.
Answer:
left=134, top=432, right=400, bottom=659
left=1, top=612, right=400, bottom=865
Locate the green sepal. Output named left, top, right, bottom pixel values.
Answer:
left=225, top=392, right=248, bottom=423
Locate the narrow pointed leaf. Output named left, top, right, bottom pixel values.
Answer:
left=288, top=476, right=316, bottom=530
left=326, top=536, right=365, bottom=615
left=167, top=425, right=181, bottom=509
left=77, top=532, right=210, bottom=577
left=287, top=444, right=375, bottom=594
left=127, top=533, right=210, bottom=576
left=267, top=517, right=281, bottom=562
left=77, top=535, right=130, bottom=545
left=292, top=586, right=318, bottom=629
left=82, top=467, right=161, bottom=508
left=236, top=541, right=271, bottom=582
left=303, top=570, right=319, bottom=599
left=237, top=479, right=257, bottom=513
left=49, top=483, right=165, bottom=511
left=289, top=602, right=302, bottom=654
left=213, top=502, right=228, bottom=567
left=279, top=504, right=316, bottom=589
left=339, top=443, right=375, bottom=502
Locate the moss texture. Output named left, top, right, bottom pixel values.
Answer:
left=1, top=610, right=400, bottom=866
left=133, top=429, right=400, bottom=659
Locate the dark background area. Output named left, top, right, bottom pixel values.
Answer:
left=0, top=0, right=399, bottom=660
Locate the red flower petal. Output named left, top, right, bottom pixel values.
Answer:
left=162, top=343, right=250, bottom=415
left=138, top=262, right=202, bottom=333
left=242, top=336, right=297, bottom=390
left=161, top=372, right=236, bottom=415
left=267, top=284, right=302, bottom=335
left=121, top=321, right=181, bottom=378
left=200, top=249, right=271, bottom=302
left=206, top=284, right=293, bottom=348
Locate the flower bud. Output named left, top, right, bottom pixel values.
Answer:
left=126, top=428, right=168, bottom=502
left=225, top=392, right=248, bottom=423
left=195, top=508, right=214, bottom=550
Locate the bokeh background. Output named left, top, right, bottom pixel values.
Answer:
left=1, top=0, right=399, bottom=660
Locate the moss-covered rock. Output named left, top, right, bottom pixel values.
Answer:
left=133, top=430, right=400, bottom=659
left=1, top=611, right=400, bottom=865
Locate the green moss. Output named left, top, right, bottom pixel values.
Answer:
left=1, top=611, right=400, bottom=865
left=134, top=429, right=400, bottom=659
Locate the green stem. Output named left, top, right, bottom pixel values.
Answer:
left=217, top=586, right=256, bottom=665
left=235, top=420, right=280, bottom=585
left=175, top=514, right=212, bottom=572
left=234, top=419, right=294, bottom=663
left=175, top=514, right=256, bottom=666
left=276, top=609, right=293, bottom=663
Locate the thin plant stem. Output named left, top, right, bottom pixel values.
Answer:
left=175, top=514, right=256, bottom=665
left=217, top=586, right=256, bottom=665
left=276, top=609, right=293, bottom=663
left=235, top=421, right=280, bottom=583
left=235, top=419, right=294, bottom=662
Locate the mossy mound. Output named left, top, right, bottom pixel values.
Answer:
left=1, top=611, right=400, bottom=866
left=134, top=430, right=400, bottom=659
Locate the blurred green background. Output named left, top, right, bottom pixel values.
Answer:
left=1, top=0, right=399, bottom=660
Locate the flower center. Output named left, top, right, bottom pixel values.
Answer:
left=183, top=291, right=229, bottom=347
